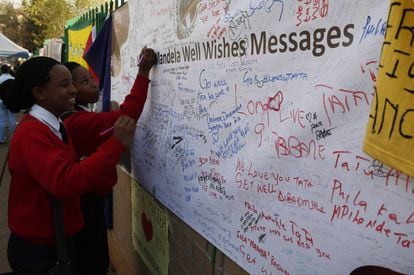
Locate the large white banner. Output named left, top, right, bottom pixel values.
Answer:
left=111, top=0, right=414, bottom=274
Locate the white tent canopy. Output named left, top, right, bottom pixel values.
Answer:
left=0, top=32, right=29, bottom=58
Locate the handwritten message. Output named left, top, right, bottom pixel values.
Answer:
left=110, top=0, right=414, bottom=274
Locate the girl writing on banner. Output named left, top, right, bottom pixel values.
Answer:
left=62, top=46, right=156, bottom=274
left=2, top=53, right=151, bottom=274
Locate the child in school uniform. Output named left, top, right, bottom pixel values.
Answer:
left=62, top=47, right=156, bottom=275
left=3, top=56, right=138, bottom=274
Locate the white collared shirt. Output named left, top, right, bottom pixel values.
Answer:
left=77, top=104, right=91, bottom=112
left=30, top=104, right=65, bottom=141
left=0, top=73, right=14, bottom=84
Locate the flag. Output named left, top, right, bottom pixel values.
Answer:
left=83, top=25, right=99, bottom=85
left=84, top=15, right=112, bottom=112
left=83, top=15, right=114, bottom=229
left=67, top=24, right=92, bottom=68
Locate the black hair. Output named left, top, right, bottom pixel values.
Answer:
left=0, top=79, right=15, bottom=108
left=63, top=61, right=81, bottom=74
left=1, top=57, right=60, bottom=113
left=1, top=64, right=11, bottom=74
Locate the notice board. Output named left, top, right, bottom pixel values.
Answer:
left=110, top=0, right=414, bottom=274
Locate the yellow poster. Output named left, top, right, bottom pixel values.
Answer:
left=131, top=179, right=169, bottom=275
left=67, top=24, right=92, bottom=68
left=363, top=0, right=414, bottom=177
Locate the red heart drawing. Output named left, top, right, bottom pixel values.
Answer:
left=141, top=212, right=153, bottom=242
left=268, top=91, right=284, bottom=111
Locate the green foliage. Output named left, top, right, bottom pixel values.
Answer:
left=0, top=2, right=25, bottom=47
left=21, top=0, right=74, bottom=51
left=73, top=0, right=106, bottom=15
left=0, top=0, right=107, bottom=52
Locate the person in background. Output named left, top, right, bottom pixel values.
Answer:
left=62, top=46, right=156, bottom=275
left=0, top=64, right=16, bottom=144
left=3, top=56, right=137, bottom=274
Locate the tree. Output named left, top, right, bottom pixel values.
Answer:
left=0, top=0, right=107, bottom=53
left=0, top=2, right=25, bottom=47
left=21, top=0, right=73, bottom=51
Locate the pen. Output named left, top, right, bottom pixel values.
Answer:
left=137, top=54, right=145, bottom=67
left=99, top=126, right=114, bottom=136
left=137, top=45, right=147, bottom=66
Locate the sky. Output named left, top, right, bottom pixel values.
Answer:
left=0, top=0, right=21, bottom=7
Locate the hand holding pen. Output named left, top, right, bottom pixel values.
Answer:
left=112, top=115, right=137, bottom=147
left=138, top=46, right=157, bottom=78
left=99, top=46, right=156, bottom=137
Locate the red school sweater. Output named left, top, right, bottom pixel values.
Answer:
left=8, top=114, right=125, bottom=244
left=63, top=75, right=150, bottom=195
left=64, top=75, right=150, bottom=159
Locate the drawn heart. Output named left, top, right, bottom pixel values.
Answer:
left=268, top=91, right=284, bottom=111
left=141, top=212, right=153, bottom=242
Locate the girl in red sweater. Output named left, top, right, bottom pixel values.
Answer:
left=62, top=47, right=156, bottom=274
left=2, top=56, right=139, bottom=274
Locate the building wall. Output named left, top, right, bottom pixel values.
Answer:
left=108, top=167, right=249, bottom=275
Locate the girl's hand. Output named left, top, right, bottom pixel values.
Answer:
left=112, top=115, right=136, bottom=147
left=138, top=47, right=157, bottom=78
